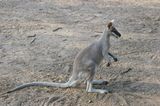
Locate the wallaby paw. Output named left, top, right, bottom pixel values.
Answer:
left=114, top=58, right=118, bottom=62
left=102, top=81, right=109, bottom=85
left=99, top=90, right=109, bottom=94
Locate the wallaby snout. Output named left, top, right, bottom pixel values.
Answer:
left=112, top=28, right=121, bottom=38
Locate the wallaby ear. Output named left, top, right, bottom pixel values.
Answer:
left=107, top=22, right=112, bottom=29
left=107, top=19, right=114, bottom=29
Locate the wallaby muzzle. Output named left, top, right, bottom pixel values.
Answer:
left=114, top=30, right=121, bottom=38
left=112, top=28, right=121, bottom=38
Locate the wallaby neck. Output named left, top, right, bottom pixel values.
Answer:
left=99, top=28, right=110, bottom=48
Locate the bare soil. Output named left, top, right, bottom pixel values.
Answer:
left=0, top=0, right=160, bottom=106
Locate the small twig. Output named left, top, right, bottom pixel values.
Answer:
left=121, top=51, right=138, bottom=55
left=30, top=38, right=36, bottom=44
left=0, top=91, right=8, bottom=97
left=121, top=50, right=150, bottom=55
left=45, top=96, right=60, bottom=106
left=27, top=34, right=36, bottom=38
left=114, top=93, right=128, bottom=106
left=91, top=34, right=100, bottom=37
left=45, top=96, right=66, bottom=106
left=121, top=68, right=132, bottom=75
left=95, top=31, right=103, bottom=33
left=53, top=27, right=62, bottom=32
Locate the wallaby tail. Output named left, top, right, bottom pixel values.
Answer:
left=1, top=81, right=71, bottom=95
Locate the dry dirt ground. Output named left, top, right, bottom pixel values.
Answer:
left=0, top=0, right=160, bottom=106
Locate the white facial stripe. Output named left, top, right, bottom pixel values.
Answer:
left=112, top=32, right=118, bottom=38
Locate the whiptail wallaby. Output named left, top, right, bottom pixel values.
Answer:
left=3, top=20, right=121, bottom=94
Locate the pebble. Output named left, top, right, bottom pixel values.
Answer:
left=63, top=65, right=70, bottom=72
left=88, top=100, right=93, bottom=103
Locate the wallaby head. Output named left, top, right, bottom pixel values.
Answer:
left=107, top=20, right=121, bottom=38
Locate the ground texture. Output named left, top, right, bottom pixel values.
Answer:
left=0, top=0, right=160, bottom=106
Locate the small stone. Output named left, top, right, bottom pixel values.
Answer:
left=98, top=11, right=102, bottom=14
left=148, top=29, right=153, bottom=33
left=58, top=79, right=62, bottom=82
left=63, top=65, right=70, bottom=72
left=63, top=39, right=67, bottom=41
left=155, top=16, right=160, bottom=21
left=88, top=100, right=93, bottom=103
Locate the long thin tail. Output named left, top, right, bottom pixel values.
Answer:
left=1, top=81, right=71, bottom=95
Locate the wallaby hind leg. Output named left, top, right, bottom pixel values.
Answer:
left=92, top=80, right=108, bottom=85
left=86, top=61, right=109, bottom=91
left=85, top=66, right=109, bottom=94
left=86, top=80, right=109, bottom=94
